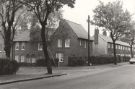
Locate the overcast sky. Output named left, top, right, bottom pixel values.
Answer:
left=62, top=0, right=135, bottom=36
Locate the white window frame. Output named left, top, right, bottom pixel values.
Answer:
left=56, top=53, right=64, bottom=62
left=65, top=39, right=70, bottom=48
left=58, top=39, right=62, bottom=48
left=20, top=56, right=25, bottom=63
left=32, top=58, right=36, bottom=63
left=15, top=42, right=19, bottom=50
left=84, top=41, right=87, bottom=48
left=80, top=40, right=82, bottom=46
left=38, top=43, right=43, bottom=51
left=15, top=55, right=19, bottom=62
left=21, top=42, right=25, bottom=50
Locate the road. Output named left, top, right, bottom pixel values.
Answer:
left=1, top=64, right=135, bottom=89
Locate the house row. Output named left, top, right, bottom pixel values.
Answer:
left=93, top=28, right=133, bottom=57
left=0, top=19, right=133, bottom=66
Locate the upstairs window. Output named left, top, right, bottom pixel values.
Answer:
left=58, top=39, right=62, bottom=48
left=15, top=42, right=19, bottom=50
left=21, top=42, right=25, bottom=50
left=65, top=39, right=70, bottom=48
left=84, top=41, right=87, bottom=48
left=38, top=43, right=43, bottom=51
left=80, top=40, right=82, bottom=46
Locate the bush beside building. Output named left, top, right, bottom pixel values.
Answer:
left=0, top=58, right=19, bottom=75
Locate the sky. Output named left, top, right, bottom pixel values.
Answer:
left=62, top=0, right=135, bottom=36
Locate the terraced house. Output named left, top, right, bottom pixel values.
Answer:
left=1, top=19, right=132, bottom=66
left=93, top=28, right=134, bottom=57
left=50, top=19, right=93, bottom=66
left=12, top=19, right=93, bottom=66
left=13, top=28, right=55, bottom=64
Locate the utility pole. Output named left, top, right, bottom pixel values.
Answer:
left=88, top=15, right=91, bottom=66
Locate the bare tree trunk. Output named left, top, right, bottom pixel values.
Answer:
left=41, top=24, right=52, bottom=74
left=130, top=45, right=133, bottom=58
left=4, top=31, right=11, bottom=59
left=4, top=43, right=11, bottom=59
left=113, top=41, right=117, bottom=65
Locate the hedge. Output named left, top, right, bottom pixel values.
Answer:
left=68, top=55, right=130, bottom=66
left=68, top=57, right=87, bottom=66
left=0, top=58, right=19, bottom=75
left=35, top=58, right=59, bottom=67
left=90, top=55, right=130, bottom=65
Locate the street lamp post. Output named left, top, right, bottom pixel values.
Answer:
left=88, top=15, right=91, bottom=66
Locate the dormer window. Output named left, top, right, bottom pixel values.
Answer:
left=15, top=42, right=19, bottom=50
left=21, top=42, right=25, bottom=50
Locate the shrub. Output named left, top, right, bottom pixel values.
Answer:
left=90, top=55, right=114, bottom=65
left=35, top=58, right=59, bottom=67
left=36, top=58, right=46, bottom=66
left=68, top=57, right=87, bottom=66
left=89, top=55, right=129, bottom=65
left=0, top=58, right=19, bottom=75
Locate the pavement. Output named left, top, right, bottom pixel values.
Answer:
left=0, top=62, right=128, bottom=85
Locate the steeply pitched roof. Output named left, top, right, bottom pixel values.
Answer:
left=13, top=28, right=56, bottom=42
left=99, top=34, right=129, bottom=46
left=63, top=20, right=93, bottom=40
left=14, top=20, right=93, bottom=41
left=14, top=30, right=30, bottom=41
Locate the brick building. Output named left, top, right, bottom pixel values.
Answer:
left=50, top=19, right=93, bottom=66
left=93, top=28, right=134, bottom=57
left=12, top=19, right=93, bottom=66
left=12, top=28, right=55, bottom=64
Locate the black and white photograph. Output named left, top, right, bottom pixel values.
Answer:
left=0, top=0, right=135, bottom=89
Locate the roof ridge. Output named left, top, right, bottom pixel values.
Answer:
left=62, top=19, right=81, bottom=26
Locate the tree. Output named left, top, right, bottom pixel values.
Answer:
left=0, top=0, right=23, bottom=58
left=121, top=21, right=135, bottom=58
left=92, top=1, right=131, bottom=65
left=22, top=0, right=75, bottom=74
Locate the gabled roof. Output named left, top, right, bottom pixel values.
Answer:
left=99, top=34, right=129, bottom=46
left=14, top=20, right=93, bottom=42
left=13, top=28, right=56, bottom=42
left=14, top=30, right=30, bottom=41
left=63, top=19, right=93, bottom=40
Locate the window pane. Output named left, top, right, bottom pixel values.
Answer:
left=21, top=42, right=25, bottom=50
left=58, top=39, right=62, bottom=48
left=56, top=53, right=64, bottom=62
left=15, top=42, right=19, bottom=50
left=32, top=58, right=36, bottom=63
left=65, top=39, right=70, bottom=48
left=84, top=41, right=87, bottom=48
left=15, top=56, right=19, bottom=62
left=20, top=56, right=25, bottom=63
left=38, top=43, right=43, bottom=50
left=80, top=40, right=82, bottom=46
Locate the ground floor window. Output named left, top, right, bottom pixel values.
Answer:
left=56, top=53, right=64, bottom=62
left=27, top=58, right=31, bottom=63
left=20, top=56, right=25, bottom=63
left=32, top=58, right=36, bottom=63
left=15, top=55, right=19, bottom=62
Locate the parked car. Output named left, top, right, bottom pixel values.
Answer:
left=129, top=58, right=135, bottom=64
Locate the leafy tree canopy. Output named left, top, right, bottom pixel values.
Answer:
left=92, top=0, right=131, bottom=41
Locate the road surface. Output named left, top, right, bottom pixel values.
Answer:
left=1, top=64, right=135, bottom=89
